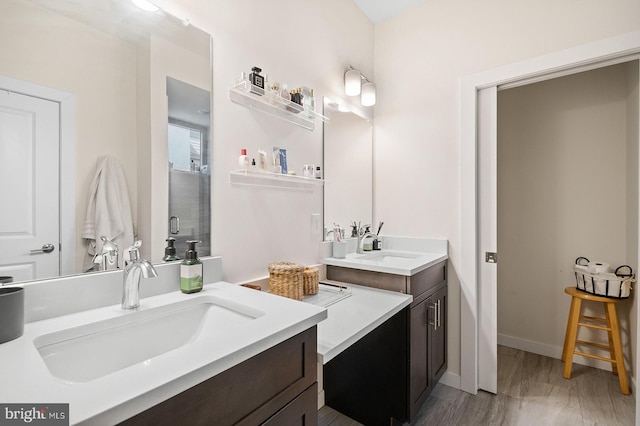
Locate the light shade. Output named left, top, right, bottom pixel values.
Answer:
left=345, top=69, right=361, bottom=96
left=361, top=81, right=376, bottom=106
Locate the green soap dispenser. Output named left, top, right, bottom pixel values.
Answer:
left=180, top=240, right=203, bottom=293
left=163, top=237, right=180, bottom=262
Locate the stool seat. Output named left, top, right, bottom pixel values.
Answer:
left=562, top=286, right=629, bottom=394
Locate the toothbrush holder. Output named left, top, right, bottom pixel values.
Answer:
left=333, top=241, right=348, bottom=259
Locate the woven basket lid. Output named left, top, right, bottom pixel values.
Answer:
left=268, top=261, right=304, bottom=273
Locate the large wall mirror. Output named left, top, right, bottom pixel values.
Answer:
left=0, top=0, right=212, bottom=284
left=323, top=97, right=373, bottom=236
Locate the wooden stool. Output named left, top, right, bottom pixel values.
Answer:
left=562, top=286, right=629, bottom=394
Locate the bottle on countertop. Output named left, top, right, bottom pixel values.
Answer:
left=180, top=240, right=203, bottom=294
left=239, top=148, right=249, bottom=169
left=163, top=237, right=180, bottom=262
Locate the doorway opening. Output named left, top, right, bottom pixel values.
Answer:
left=496, top=61, right=638, bottom=383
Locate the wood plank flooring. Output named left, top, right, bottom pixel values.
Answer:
left=319, top=345, right=635, bottom=425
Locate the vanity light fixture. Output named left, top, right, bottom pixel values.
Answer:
left=131, top=0, right=159, bottom=12
left=344, top=66, right=376, bottom=106
left=344, top=68, right=361, bottom=96
left=361, top=81, right=376, bottom=106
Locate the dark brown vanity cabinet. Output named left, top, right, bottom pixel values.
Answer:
left=120, top=326, right=318, bottom=426
left=409, top=282, right=447, bottom=419
left=327, top=260, right=447, bottom=422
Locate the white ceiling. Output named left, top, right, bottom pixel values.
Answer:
left=352, top=0, right=424, bottom=24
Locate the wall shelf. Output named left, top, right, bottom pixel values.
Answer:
left=229, top=82, right=328, bottom=131
left=229, top=169, right=324, bottom=191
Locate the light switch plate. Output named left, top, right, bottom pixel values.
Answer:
left=311, top=213, right=322, bottom=236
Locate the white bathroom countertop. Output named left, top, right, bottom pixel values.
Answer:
left=315, top=282, right=412, bottom=364
left=321, top=237, right=448, bottom=276
left=323, top=250, right=447, bottom=276
left=0, top=281, right=326, bottom=425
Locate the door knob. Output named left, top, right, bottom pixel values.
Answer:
left=30, top=243, right=55, bottom=254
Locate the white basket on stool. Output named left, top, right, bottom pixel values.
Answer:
left=574, top=257, right=634, bottom=299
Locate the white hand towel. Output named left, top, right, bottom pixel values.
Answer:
left=81, top=156, right=135, bottom=271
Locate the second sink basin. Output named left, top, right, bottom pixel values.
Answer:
left=34, top=295, right=264, bottom=383
left=359, top=251, right=423, bottom=262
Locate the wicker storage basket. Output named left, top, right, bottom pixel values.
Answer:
left=268, top=262, right=304, bottom=300
left=574, top=257, right=634, bottom=299
left=303, top=266, right=319, bottom=295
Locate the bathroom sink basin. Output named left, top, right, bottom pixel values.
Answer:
left=34, top=295, right=264, bottom=383
left=360, top=252, right=423, bottom=262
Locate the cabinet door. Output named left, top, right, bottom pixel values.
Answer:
left=409, top=299, right=430, bottom=420
left=429, top=285, right=447, bottom=387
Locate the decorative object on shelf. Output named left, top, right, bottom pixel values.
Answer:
left=344, top=65, right=376, bottom=106
left=249, top=66, right=264, bottom=95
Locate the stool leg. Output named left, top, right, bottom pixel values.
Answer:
left=605, top=302, right=629, bottom=395
left=604, top=305, right=618, bottom=376
left=562, top=295, right=577, bottom=362
left=563, top=297, right=582, bottom=379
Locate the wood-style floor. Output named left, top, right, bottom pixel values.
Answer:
left=319, top=345, right=635, bottom=425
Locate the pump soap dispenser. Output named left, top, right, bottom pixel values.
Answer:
left=181, top=240, right=203, bottom=294
left=163, top=237, right=180, bottom=262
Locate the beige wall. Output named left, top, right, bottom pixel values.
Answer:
left=374, top=0, right=640, bottom=383
left=497, top=64, right=636, bottom=373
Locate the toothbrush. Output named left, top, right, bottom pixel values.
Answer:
left=376, top=221, right=384, bottom=235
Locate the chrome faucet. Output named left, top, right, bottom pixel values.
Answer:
left=93, top=236, right=119, bottom=271
left=122, top=241, right=157, bottom=310
left=356, top=223, right=377, bottom=254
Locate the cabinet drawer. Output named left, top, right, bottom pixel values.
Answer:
left=120, top=327, right=317, bottom=426
left=262, top=383, right=318, bottom=425
left=408, top=261, right=446, bottom=303
left=326, top=266, right=407, bottom=293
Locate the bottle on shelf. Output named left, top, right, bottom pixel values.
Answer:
left=239, top=148, right=249, bottom=169
left=249, top=66, right=265, bottom=96
left=235, top=71, right=249, bottom=92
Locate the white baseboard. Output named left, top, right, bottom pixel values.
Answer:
left=438, top=370, right=461, bottom=389
left=317, top=389, right=325, bottom=408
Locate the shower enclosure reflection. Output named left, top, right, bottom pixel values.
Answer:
left=167, top=78, right=211, bottom=257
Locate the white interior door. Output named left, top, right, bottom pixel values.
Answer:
left=477, top=86, right=498, bottom=393
left=0, top=90, right=60, bottom=282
